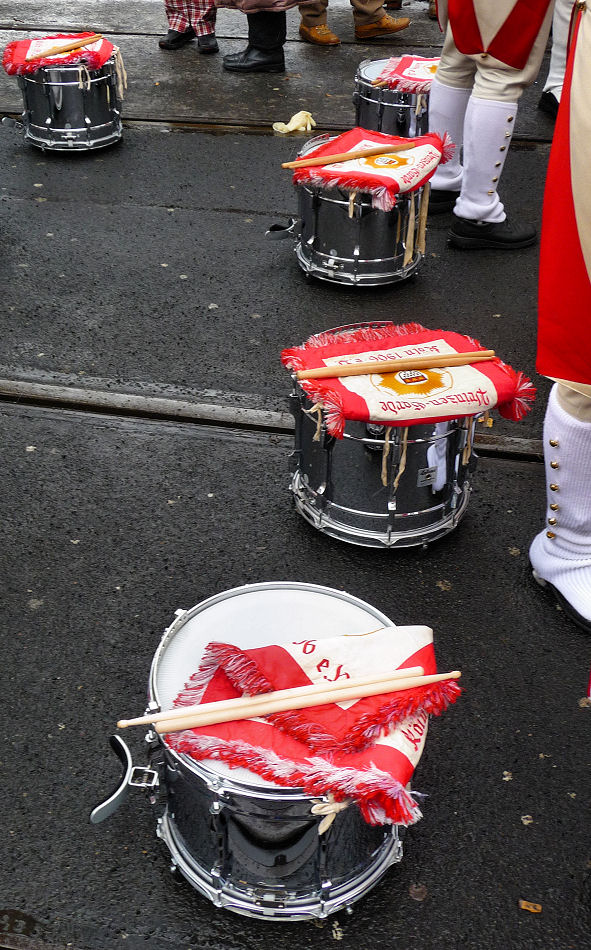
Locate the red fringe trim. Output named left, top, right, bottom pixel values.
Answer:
left=494, top=362, right=537, bottom=421
left=171, top=642, right=460, bottom=756
left=3, top=34, right=114, bottom=75
left=168, top=734, right=423, bottom=826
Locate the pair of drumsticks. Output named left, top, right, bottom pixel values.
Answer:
left=118, top=667, right=461, bottom=735
left=25, top=33, right=103, bottom=62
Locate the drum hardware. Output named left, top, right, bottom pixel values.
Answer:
left=92, top=583, right=406, bottom=920
left=15, top=57, right=123, bottom=151
left=289, top=383, right=480, bottom=548
left=353, top=60, right=429, bottom=138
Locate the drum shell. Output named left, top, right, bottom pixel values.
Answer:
left=354, top=60, right=429, bottom=137
left=156, top=744, right=401, bottom=918
left=17, top=59, right=122, bottom=150
left=296, top=184, right=423, bottom=287
left=290, top=386, right=478, bottom=548
left=147, top=583, right=404, bottom=919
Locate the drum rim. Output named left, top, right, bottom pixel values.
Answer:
left=150, top=581, right=396, bottom=797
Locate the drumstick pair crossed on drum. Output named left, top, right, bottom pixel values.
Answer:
left=118, top=666, right=462, bottom=735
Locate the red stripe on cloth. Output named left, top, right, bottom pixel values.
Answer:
left=448, top=0, right=552, bottom=70
left=537, top=12, right=591, bottom=385
left=168, top=719, right=422, bottom=824
left=447, top=0, right=483, bottom=52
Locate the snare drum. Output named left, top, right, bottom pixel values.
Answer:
left=295, top=134, right=423, bottom=287
left=17, top=56, right=123, bottom=150
left=354, top=60, right=429, bottom=138
left=148, top=583, right=403, bottom=919
left=289, top=327, right=478, bottom=548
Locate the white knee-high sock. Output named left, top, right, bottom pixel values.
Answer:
left=530, top=384, right=591, bottom=627
left=428, top=78, right=471, bottom=192
left=454, top=96, right=518, bottom=223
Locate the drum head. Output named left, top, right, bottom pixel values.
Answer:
left=151, top=582, right=395, bottom=785
left=357, top=59, right=390, bottom=83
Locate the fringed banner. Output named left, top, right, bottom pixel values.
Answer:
left=167, top=625, right=461, bottom=826
left=282, top=323, right=535, bottom=437
left=375, top=55, right=440, bottom=93
left=3, top=34, right=115, bottom=75
left=292, top=127, right=453, bottom=212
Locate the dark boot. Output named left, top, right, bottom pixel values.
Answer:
left=223, top=45, right=285, bottom=72
left=197, top=34, right=219, bottom=54
left=158, top=27, right=196, bottom=50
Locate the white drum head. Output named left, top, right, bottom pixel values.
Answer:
left=357, top=59, right=390, bottom=83
left=151, top=582, right=395, bottom=786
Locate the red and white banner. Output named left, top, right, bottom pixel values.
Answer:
left=537, top=6, right=591, bottom=387
left=282, top=323, right=535, bottom=437
left=293, top=127, right=453, bottom=212
left=375, top=55, right=440, bottom=94
left=167, top=625, right=461, bottom=826
left=3, top=34, right=115, bottom=75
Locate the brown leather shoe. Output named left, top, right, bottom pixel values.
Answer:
left=355, top=15, right=411, bottom=40
left=384, top=0, right=403, bottom=8
left=299, top=23, right=341, bottom=46
left=428, top=0, right=438, bottom=19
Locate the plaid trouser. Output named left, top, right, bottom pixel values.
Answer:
left=164, top=0, right=216, bottom=36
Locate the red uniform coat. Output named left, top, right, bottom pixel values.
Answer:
left=537, top=6, right=591, bottom=386
left=437, top=0, right=555, bottom=70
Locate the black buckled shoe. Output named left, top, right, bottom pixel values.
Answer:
left=428, top=189, right=460, bottom=215
left=198, top=34, right=219, bottom=54
left=223, top=45, right=285, bottom=73
left=448, top=216, right=537, bottom=250
left=159, top=27, right=196, bottom=50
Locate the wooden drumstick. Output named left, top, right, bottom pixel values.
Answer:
left=117, top=665, right=425, bottom=729
left=26, top=34, right=103, bottom=61
left=295, top=350, right=496, bottom=381
left=155, top=671, right=462, bottom=735
left=282, top=142, right=419, bottom=170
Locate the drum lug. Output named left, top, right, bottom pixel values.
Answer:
left=319, top=879, right=333, bottom=917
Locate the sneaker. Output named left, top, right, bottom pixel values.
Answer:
left=299, top=23, right=341, bottom=46
left=448, top=216, right=537, bottom=250
left=355, top=15, right=411, bottom=40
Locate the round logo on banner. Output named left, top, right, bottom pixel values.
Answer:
left=371, top=368, right=453, bottom=397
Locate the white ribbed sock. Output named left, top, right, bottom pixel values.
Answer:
left=454, top=97, right=518, bottom=224
left=529, top=385, right=591, bottom=626
left=428, top=78, right=471, bottom=192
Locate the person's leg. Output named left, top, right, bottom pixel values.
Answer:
left=190, top=0, right=219, bottom=53
left=223, top=10, right=286, bottom=73
left=530, top=383, right=591, bottom=633
left=351, top=0, right=410, bottom=39
left=540, top=0, right=576, bottom=116
left=447, top=9, right=553, bottom=248
left=299, top=0, right=340, bottom=45
left=427, top=27, right=475, bottom=212
left=160, top=0, right=196, bottom=48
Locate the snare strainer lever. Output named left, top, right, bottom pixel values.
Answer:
left=90, top=734, right=158, bottom=825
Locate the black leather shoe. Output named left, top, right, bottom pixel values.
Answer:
left=223, top=45, right=285, bottom=73
left=159, top=28, right=196, bottom=50
left=428, top=189, right=460, bottom=214
left=538, top=90, right=559, bottom=120
left=449, top=216, right=537, bottom=250
left=198, top=34, right=219, bottom=54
